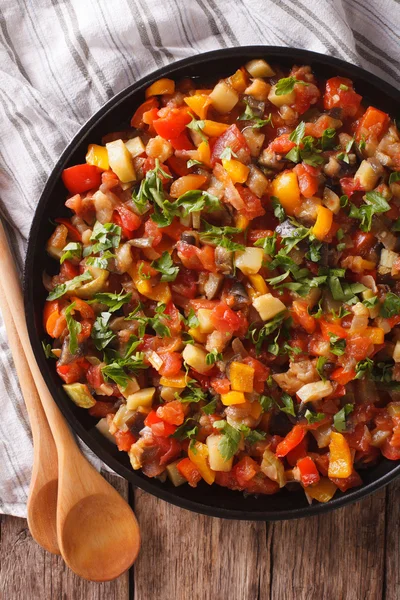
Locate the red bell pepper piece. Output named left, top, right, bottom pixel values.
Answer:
left=275, top=425, right=306, bottom=458
left=177, top=458, right=202, bottom=487
left=62, top=164, right=102, bottom=195
left=296, top=456, right=320, bottom=487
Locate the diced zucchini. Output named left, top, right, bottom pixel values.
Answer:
left=160, top=386, right=183, bottom=402
left=209, top=81, right=239, bottom=114
left=261, top=449, right=286, bottom=487
left=235, top=247, right=264, bottom=275
left=296, top=380, right=333, bottom=403
left=166, top=460, right=187, bottom=486
left=63, top=383, right=96, bottom=408
left=126, top=387, right=155, bottom=411
left=73, top=268, right=109, bottom=299
left=379, top=248, right=399, bottom=275
left=182, top=344, right=214, bottom=374
left=252, top=293, right=286, bottom=321
left=106, top=139, right=136, bottom=182
left=147, top=351, right=164, bottom=371
left=111, top=404, right=136, bottom=433
left=268, top=84, right=295, bottom=107
left=322, top=187, right=340, bottom=214
left=311, top=423, right=332, bottom=449
left=95, top=418, right=117, bottom=444
left=125, top=136, right=146, bottom=158
left=245, top=59, right=275, bottom=78
left=206, top=434, right=234, bottom=471
left=354, top=160, right=380, bottom=191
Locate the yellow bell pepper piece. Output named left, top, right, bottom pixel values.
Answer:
left=159, top=374, right=188, bottom=388
left=248, top=274, right=268, bottom=295
left=184, top=94, right=212, bottom=120
left=188, top=327, right=208, bottom=343
left=312, top=205, right=334, bottom=241
left=245, top=281, right=258, bottom=301
left=86, top=144, right=109, bottom=170
left=229, top=362, right=255, bottom=393
left=270, top=170, right=301, bottom=216
left=228, top=68, right=248, bottom=93
left=188, top=441, right=216, bottom=485
left=328, top=432, right=352, bottom=479
left=197, top=140, right=211, bottom=167
left=305, top=477, right=338, bottom=503
left=128, top=264, right=171, bottom=303
left=145, top=78, right=175, bottom=98
left=201, top=120, right=230, bottom=137
left=195, top=89, right=213, bottom=95
left=249, top=400, right=263, bottom=420
left=363, top=327, right=385, bottom=345
left=235, top=214, right=249, bottom=230
left=221, top=390, right=247, bottom=406
left=222, top=159, right=249, bottom=184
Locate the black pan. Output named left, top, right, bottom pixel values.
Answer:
left=24, top=46, right=400, bottom=520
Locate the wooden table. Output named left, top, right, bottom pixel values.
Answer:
left=1, top=473, right=399, bottom=599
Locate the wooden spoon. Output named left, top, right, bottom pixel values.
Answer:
left=0, top=284, right=59, bottom=555
left=0, top=221, right=140, bottom=580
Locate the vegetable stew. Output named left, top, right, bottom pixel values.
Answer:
left=43, top=58, right=400, bottom=504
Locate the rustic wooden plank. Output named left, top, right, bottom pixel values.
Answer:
left=0, top=473, right=130, bottom=600
left=384, top=479, right=400, bottom=600
left=268, top=487, right=386, bottom=600
left=133, top=488, right=270, bottom=600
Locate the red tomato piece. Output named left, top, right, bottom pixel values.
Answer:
left=275, top=425, right=306, bottom=458
left=171, top=266, right=198, bottom=299
left=324, top=77, right=362, bottom=118
left=286, top=438, right=308, bottom=467
left=131, top=97, right=159, bottom=128
left=144, top=218, right=163, bottom=247
left=166, top=155, right=190, bottom=177
left=319, top=319, right=349, bottom=341
left=88, top=401, right=115, bottom=419
left=330, top=469, right=362, bottom=492
left=355, top=106, right=389, bottom=143
left=210, top=376, right=231, bottom=395
left=340, top=176, right=365, bottom=197
left=294, top=163, right=319, bottom=198
left=211, top=124, right=251, bottom=166
left=62, top=164, right=102, bottom=195
left=267, top=133, right=295, bottom=154
left=177, top=458, right=202, bottom=487
left=156, top=400, right=185, bottom=426
left=58, top=260, right=79, bottom=282
left=210, top=302, right=245, bottom=334
left=56, top=358, right=90, bottom=384
left=381, top=439, right=400, bottom=460
left=159, top=352, right=183, bottom=377
left=115, top=430, right=137, bottom=452
left=237, top=185, right=266, bottom=219
left=234, top=456, right=259, bottom=487
left=292, top=81, right=320, bottom=114
left=114, top=204, right=142, bottom=232
left=330, top=366, right=356, bottom=386
left=169, top=132, right=195, bottom=151
left=291, top=300, right=316, bottom=334
left=86, top=364, right=105, bottom=389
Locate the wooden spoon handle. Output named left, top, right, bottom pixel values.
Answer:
left=0, top=282, right=59, bottom=553
left=0, top=221, right=78, bottom=454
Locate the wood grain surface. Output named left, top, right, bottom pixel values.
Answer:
left=1, top=474, right=399, bottom=600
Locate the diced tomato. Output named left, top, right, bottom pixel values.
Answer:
left=166, top=155, right=190, bottom=177
left=144, top=218, right=163, bottom=247
left=344, top=423, right=371, bottom=452
left=59, top=260, right=80, bottom=281
left=177, top=458, right=202, bottom=487
left=115, top=430, right=137, bottom=452
left=88, top=401, right=115, bottom=419
left=162, top=219, right=189, bottom=241
left=86, top=364, right=105, bottom=389
left=234, top=456, right=259, bottom=487
left=350, top=231, right=375, bottom=257
left=291, top=300, right=316, bottom=334
left=131, top=97, right=159, bottom=129
left=275, top=425, right=306, bottom=458
left=297, top=456, right=320, bottom=487
left=313, top=453, right=330, bottom=476
left=113, top=204, right=141, bottom=235
left=330, top=366, right=356, bottom=386
left=242, top=356, right=270, bottom=394
left=210, top=376, right=231, bottom=395
left=153, top=107, right=191, bottom=140
left=211, top=124, right=251, bottom=166
left=159, top=352, right=183, bottom=377
left=176, top=241, right=204, bottom=270
left=69, top=296, right=95, bottom=320
left=330, top=469, right=362, bottom=492
left=54, top=218, right=82, bottom=242
left=210, top=302, right=247, bottom=334
left=355, top=106, right=389, bottom=143
left=142, top=157, right=172, bottom=184
left=324, top=77, right=362, bottom=118
left=267, top=133, right=295, bottom=155
left=344, top=335, right=371, bottom=362
left=294, top=163, right=319, bottom=198
left=340, top=176, right=364, bottom=197
left=197, top=245, right=217, bottom=272
left=286, top=438, right=307, bottom=467
left=292, top=81, right=320, bottom=114
left=56, top=358, right=90, bottom=384
left=189, top=299, right=219, bottom=311
left=144, top=410, right=177, bottom=437
left=319, top=319, right=348, bottom=341
left=237, top=185, right=266, bottom=219
left=154, top=436, right=182, bottom=465
left=171, top=266, right=197, bottom=299
left=62, top=164, right=102, bottom=195
left=244, top=474, right=280, bottom=495
left=156, top=400, right=185, bottom=426
left=247, top=229, right=275, bottom=244
left=142, top=107, right=160, bottom=132
left=381, top=438, right=400, bottom=460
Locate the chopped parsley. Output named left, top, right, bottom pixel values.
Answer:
left=199, top=221, right=245, bottom=251
left=238, top=101, right=273, bottom=128
left=64, top=302, right=81, bottom=355
left=89, top=291, right=132, bottom=312
left=91, top=312, right=116, bottom=351
left=316, top=356, right=328, bottom=382
left=125, top=302, right=171, bottom=338
left=151, top=252, right=179, bottom=282
left=47, top=271, right=93, bottom=301
left=329, top=333, right=346, bottom=356
left=380, top=292, right=400, bottom=318
left=304, top=409, right=325, bottom=424
left=205, top=349, right=223, bottom=365
left=202, top=398, right=218, bottom=415
left=42, top=341, right=57, bottom=359
left=389, top=171, right=400, bottom=185
left=60, top=242, right=82, bottom=264
left=349, top=191, right=390, bottom=232
left=333, top=404, right=354, bottom=432
left=275, top=76, right=309, bottom=96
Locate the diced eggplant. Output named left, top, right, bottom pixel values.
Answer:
left=204, top=273, right=224, bottom=300
left=230, top=281, right=250, bottom=310
left=215, top=246, right=233, bottom=274
left=180, top=231, right=200, bottom=246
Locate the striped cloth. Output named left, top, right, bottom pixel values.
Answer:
left=1, top=0, right=399, bottom=518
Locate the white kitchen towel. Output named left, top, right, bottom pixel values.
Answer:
left=0, top=0, right=399, bottom=517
